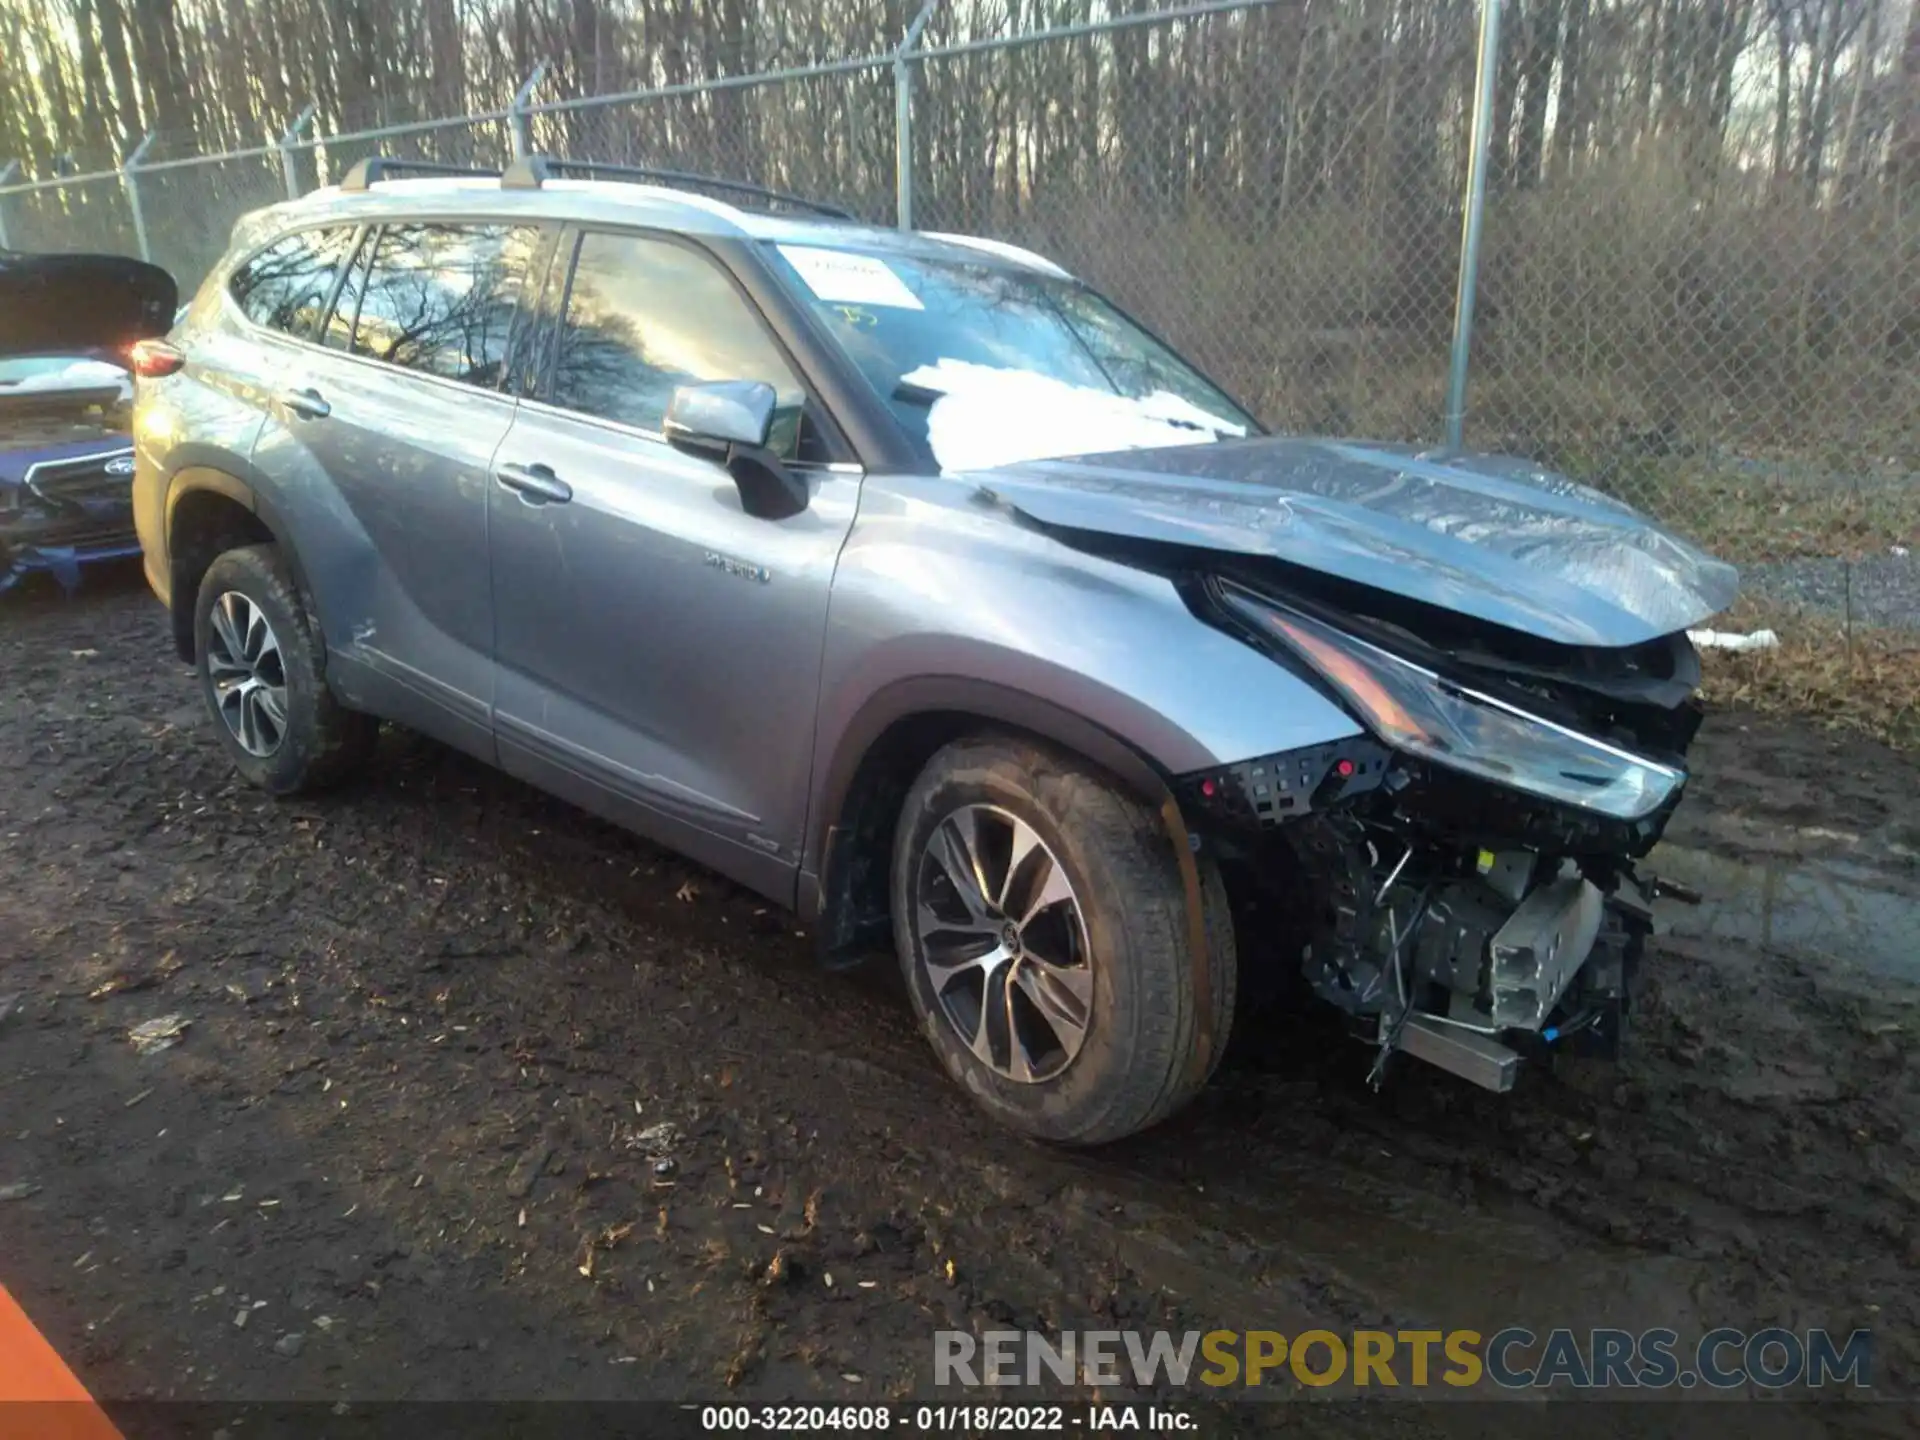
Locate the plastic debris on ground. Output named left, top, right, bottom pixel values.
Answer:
left=1688, top=628, right=1781, bottom=653
left=128, top=1014, right=191, bottom=1055
left=625, top=1121, right=682, bottom=1157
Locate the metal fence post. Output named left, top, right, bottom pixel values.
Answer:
left=0, top=160, right=17, bottom=249
left=279, top=105, right=316, bottom=200
left=122, top=131, right=157, bottom=262
left=895, top=0, right=942, bottom=230
left=511, top=63, right=549, bottom=160
left=1444, top=0, right=1502, bottom=453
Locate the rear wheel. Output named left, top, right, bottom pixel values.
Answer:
left=890, top=734, right=1235, bottom=1145
left=193, top=544, right=375, bottom=794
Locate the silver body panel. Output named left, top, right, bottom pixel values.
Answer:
left=814, top=473, right=1362, bottom=783
left=249, top=337, right=511, bottom=761
left=975, top=438, right=1739, bottom=649
left=486, top=403, right=864, bottom=897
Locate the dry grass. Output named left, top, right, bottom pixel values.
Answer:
left=1697, top=596, right=1920, bottom=749
left=1618, top=464, right=1920, bottom=564
left=1523, top=442, right=1919, bottom=564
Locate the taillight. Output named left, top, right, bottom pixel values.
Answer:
left=129, top=339, right=186, bottom=378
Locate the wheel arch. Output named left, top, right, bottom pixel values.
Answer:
left=163, top=463, right=312, bottom=663
left=799, top=675, right=1180, bottom=964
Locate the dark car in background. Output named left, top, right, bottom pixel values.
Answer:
left=0, top=251, right=176, bottom=594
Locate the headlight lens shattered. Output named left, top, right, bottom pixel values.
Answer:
left=1221, top=586, right=1684, bottom=820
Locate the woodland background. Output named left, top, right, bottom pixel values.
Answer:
left=2, top=1, right=1916, bottom=541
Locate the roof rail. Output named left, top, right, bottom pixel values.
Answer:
left=339, top=157, right=501, bottom=193
left=501, top=155, right=853, bottom=220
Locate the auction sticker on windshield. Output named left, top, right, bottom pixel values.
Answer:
left=778, top=245, right=924, bottom=310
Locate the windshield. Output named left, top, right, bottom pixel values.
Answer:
left=760, top=242, right=1259, bottom=472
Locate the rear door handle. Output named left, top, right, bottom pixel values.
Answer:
left=279, top=386, right=330, bottom=420
left=494, top=462, right=572, bottom=505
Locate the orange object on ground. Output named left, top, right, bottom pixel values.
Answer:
left=0, top=1284, right=122, bottom=1439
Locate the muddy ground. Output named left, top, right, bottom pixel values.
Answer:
left=2, top=566, right=1917, bottom=1438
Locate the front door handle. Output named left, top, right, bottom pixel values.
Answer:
left=279, top=386, right=330, bottom=420
left=494, top=462, right=573, bottom=505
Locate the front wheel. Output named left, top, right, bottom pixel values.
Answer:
left=890, top=735, right=1235, bottom=1145
left=193, top=544, right=376, bottom=795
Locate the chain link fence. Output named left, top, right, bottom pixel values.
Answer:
left=308, top=114, right=515, bottom=192
left=910, top=4, right=1479, bottom=450
left=533, top=65, right=900, bottom=224
left=3, top=0, right=1915, bottom=726
left=2, top=172, right=140, bottom=260
left=129, top=151, right=292, bottom=293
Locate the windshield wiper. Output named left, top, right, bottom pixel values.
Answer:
left=892, top=380, right=943, bottom=408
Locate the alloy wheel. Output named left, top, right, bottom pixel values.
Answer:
left=913, top=803, right=1094, bottom=1083
left=205, top=590, right=289, bottom=758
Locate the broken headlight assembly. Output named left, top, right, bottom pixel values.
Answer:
left=1216, top=583, right=1684, bottom=822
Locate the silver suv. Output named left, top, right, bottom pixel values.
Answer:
left=132, top=156, right=1737, bottom=1143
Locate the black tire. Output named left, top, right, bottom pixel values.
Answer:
left=890, top=734, right=1236, bottom=1145
left=193, top=543, right=376, bottom=795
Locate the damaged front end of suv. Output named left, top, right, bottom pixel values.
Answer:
left=980, top=438, right=1737, bottom=1094
left=1183, top=579, right=1701, bottom=1090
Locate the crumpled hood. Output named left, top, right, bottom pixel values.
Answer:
left=0, top=251, right=177, bottom=357
left=972, top=436, right=1739, bottom=648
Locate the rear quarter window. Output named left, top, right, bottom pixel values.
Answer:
left=228, top=227, right=358, bottom=340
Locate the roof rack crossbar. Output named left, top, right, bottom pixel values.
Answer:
left=340, top=157, right=501, bottom=192
left=501, top=155, right=853, bottom=220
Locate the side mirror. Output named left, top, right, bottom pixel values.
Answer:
left=664, top=380, right=810, bottom=521
left=664, top=379, right=775, bottom=452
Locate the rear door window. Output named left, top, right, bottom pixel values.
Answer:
left=321, top=228, right=376, bottom=352
left=348, top=222, right=543, bottom=388
left=229, top=227, right=358, bottom=340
